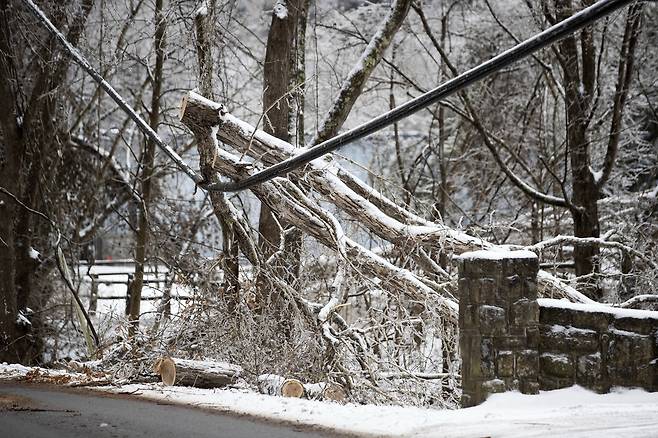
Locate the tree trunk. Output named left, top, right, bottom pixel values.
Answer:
left=193, top=0, right=240, bottom=309
left=0, top=145, right=25, bottom=363
left=128, top=0, right=165, bottom=334
left=258, top=0, right=303, bottom=294
left=154, top=357, right=242, bottom=388
left=555, top=0, right=601, bottom=299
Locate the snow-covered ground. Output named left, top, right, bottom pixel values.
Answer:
left=96, top=384, right=658, bottom=437
left=3, top=362, right=657, bottom=437
left=0, top=364, right=658, bottom=438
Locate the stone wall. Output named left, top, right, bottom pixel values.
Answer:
left=538, top=299, right=658, bottom=393
left=458, top=250, right=658, bottom=407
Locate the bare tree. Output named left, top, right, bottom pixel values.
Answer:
left=0, top=0, right=94, bottom=363
left=127, top=0, right=166, bottom=336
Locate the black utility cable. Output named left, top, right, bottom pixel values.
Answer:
left=23, top=0, right=644, bottom=193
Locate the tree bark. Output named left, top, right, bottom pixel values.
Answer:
left=554, top=0, right=600, bottom=298
left=0, top=0, right=94, bottom=363
left=128, top=0, right=165, bottom=334
left=259, top=0, right=304, bottom=294
left=194, top=0, right=240, bottom=309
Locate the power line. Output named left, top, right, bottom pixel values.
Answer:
left=23, top=0, right=642, bottom=193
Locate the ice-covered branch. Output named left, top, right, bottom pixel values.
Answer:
left=181, top=92, right=594, bottom=305
left=311, top=0, right=412, bottom=145
left=525, top=234, right=657, bottom=271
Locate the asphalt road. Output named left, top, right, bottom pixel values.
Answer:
left=0, top=383, right=342, bottom=438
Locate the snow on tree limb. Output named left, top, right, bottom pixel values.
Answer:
left=180, top=91, right=591, bottom=306
left=183, top=92, right=486, bottom=255
left=310, top=0, right=412, bottom=145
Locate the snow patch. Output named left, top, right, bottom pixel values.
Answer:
left=28, top=246, right=41, bottom=260
left=273, top=0, right=288, bottom=19
left=195, top=2, right=208, bottom=17
left=187, top=91, right=223, bottom=112
left=550, top=324, right=596, bottom=336
left=538, top=298, right=658, bottom=321
left=609, top=328, right=649, bottom=338
left=16, top=310, right=31, bottom=327
left=540, top=352, right=571, bottom=364
left=0, top=363, right=32, bottom=377
left=458, top=248, right=537, bottom=261
left=174, top=358, right=243, bottom=376
left=589, top=166, right=603, bottom=185
left=649, top=184, right=658, bottom=198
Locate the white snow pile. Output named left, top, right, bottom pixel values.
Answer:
left=28, top=246, right=41, bottom=260
left=0, top=363, right=33, bottom=379
left=3, top=362, right=657, bottom=437
left=273, top=0, right=288, bottom=19
left=96, top=383, right=658, bottom=438
left=539, top=297, right=658, bottom=320
left=458, top=248, right=538, bottom=261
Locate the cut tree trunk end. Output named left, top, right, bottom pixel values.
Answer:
left=258, top=374, right=305, bottom=398
left=257, top=374, right=346, bottom=401
left=153, top=357, right=176, bottom=386
left=153, top=357, right=242, bottom=388
left=304, top=382, right=347, bottom=402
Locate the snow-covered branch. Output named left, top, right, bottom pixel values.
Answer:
left=181, top=91, right=593, bottom=304
left=311, top=0, right=412, bottom=145
left=525, top=234, right=657, bottom=271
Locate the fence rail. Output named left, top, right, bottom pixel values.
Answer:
left=77, top=260, right=185, bottom=315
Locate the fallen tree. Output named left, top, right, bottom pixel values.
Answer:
left=178, top=91, right=603, bottom=404
left=180, top=91, right=593, bottom=306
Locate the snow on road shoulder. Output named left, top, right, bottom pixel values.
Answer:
left=410, top=386, right=658, bottom=438
left=3, top=362, right=657, bottom=437
left=0, top=363, right=33, bottom=379
left=97, top=383, right=658, bottom=438
left=0, top=362, right=106, bottom=385
left=99, top=383, right=417, bottom=437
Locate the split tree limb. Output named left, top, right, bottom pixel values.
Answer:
left=180, top=92, right=592, bottom=304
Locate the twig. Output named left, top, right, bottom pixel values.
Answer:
left=524, top=234, right=657, bottom=270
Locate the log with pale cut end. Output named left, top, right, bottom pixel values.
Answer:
left=304, top=382, right=347, bottom=402
left=153, top=357, right=176, bottom=386
left=322, top=383, right=347, bottom=402
left=257, top=374, right=305, bottom=398
left=153, top=357, right=242, bottom=388
left=281, top=379, right=305, bottom=398
left=259, top=375, right=346, bottom=401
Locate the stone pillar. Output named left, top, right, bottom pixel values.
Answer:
left=458, top=250, right=540, bottom=407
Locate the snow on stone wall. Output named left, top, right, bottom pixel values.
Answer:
left=538, top=298, right=658, bottom=393
left=458, top=249, right=658, bottom=407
